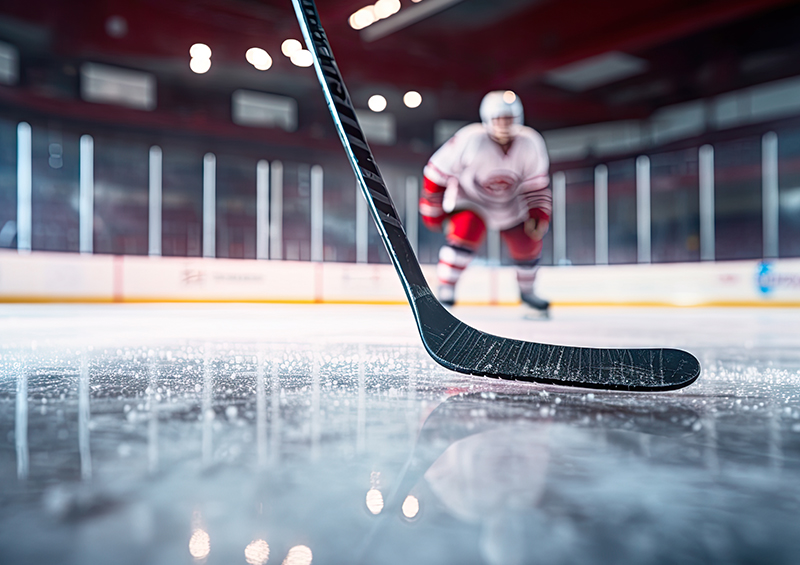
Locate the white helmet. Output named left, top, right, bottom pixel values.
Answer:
left=480, top=90, right=524, bottom=143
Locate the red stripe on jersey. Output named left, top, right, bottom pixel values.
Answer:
left=424, top=164, right=450, bottom=184
left=423, top=175, right=446, bottom=195
left=521, top=173, right=549, bottom=186
left=439, top=260, right=468, bottom=271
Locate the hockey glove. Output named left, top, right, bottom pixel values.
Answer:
left=524, top=209, right=550, bottom=241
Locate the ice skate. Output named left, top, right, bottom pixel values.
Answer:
left=438, top=284, right=456, bottom=308
left=520, top=290, right=549, bottom=319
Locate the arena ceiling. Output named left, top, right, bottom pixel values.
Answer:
left=1, top=0, right=799, bottom=141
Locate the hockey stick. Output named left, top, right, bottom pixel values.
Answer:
left=291, top=0, right=701, bottom=391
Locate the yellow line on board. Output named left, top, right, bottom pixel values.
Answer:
left=120, top=297, right=410, bottom=306
left=0, top=296, right=117, bottom=304
left=0, top=296, right=408, bottom=306
left=549, top=301, right=800, bottom=308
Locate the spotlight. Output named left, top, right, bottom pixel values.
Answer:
left=281, top=39, right=303, bottom=57
left=190, top=43, right=212, bottom=59
left=246, top=47, right=272, bottom=71
left=290, top=49, right=313, bottom=68
left=403, top=91, right=422, bottom=108
left=189, top=57, right=211, bottom=74
left=368, top=94, right=387, bottom=112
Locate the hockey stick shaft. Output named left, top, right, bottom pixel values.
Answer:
left=291, top=0, right=428, bottom=301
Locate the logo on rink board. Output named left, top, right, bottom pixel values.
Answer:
left=756, top=262, right=800, bottom=294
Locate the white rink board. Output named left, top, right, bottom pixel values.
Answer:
left=121, top=256, right=316, bottom=302
left=0, top=251, right=115, bottom=301
left=537, top=260, right=800, bottom=306
left=0, top=250, right=798, bottom=306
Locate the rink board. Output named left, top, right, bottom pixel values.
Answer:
left=0, top=250, right=799, bottom=306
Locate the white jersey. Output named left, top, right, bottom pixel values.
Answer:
left=423, top=123, right=551, bottom=231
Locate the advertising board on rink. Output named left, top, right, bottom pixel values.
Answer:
left=0, top=250, right=799, bottom=307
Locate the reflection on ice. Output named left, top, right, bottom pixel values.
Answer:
left=244, top=538, right=270, bottom=565
left=269, top=352, right=282, bottom=468
left=310, top=349, right=321, bottom=461
left=283, top=545, right=313, bottom=565
left=256, top=351, right=267, bottom=469
left=202, top=346, right=214, bottom=467
left=1, top=304, right=800, bottom=564
left=78, top=351, right=91, bottom=480
left=15, top=357, right=28, bottom=480
left=356, top=343, right=367, bottom=454
left=401, top=495, right=419, bottom=519
left=147, top=356, right=159, bottom=475
left=424, top=425, right=550, bottom=523
left=188, top=528, right=211, bottom=560
left=365, top=487, right=384, bottom=515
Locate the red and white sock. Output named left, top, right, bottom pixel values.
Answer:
left=437, top=245, right=474, bottom=301
left=516, top=264, right=538, bottom=297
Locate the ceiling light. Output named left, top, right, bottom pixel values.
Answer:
left=349, top=12, right=372, bottom=30
left=543, top=51, right=649, bottom=92
left=374, top=0, right=401, bottom=19
left=368, top=94, right=387, bottom=112
left=105, top=15, right=128, bottom=39
left=281, top=39, right=302, bottom=57
left=189, top=57, right=211, bottom=74
left=246, top=47, right=272, bottom=71
left=352, top=7, right=376, bottom=29
left=403, top=91, right=422, bottom=108
left=503, top=90, right=516, bottom=103
left=290, top=49, right=313, bottom=68
left=189, top=43, right=211, bottom=60
left=374, top=0, right=390, bottom=18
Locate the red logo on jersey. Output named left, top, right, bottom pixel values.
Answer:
left=474, top=171, right=519, bottom=202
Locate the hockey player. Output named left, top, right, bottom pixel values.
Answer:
left=420, top=90, right=551, bottom=314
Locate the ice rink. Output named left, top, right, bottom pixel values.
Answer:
left=1, top=303, right=800, bottom=564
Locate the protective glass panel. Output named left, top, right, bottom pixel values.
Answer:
left=321, top=161, right=357, bottom=263
left=778, top=127, right=800, bottom=258
left=282, top=162, right=310, bottom=261
left=94, top=135, right=149, bottom=255
left=607, top=159, right=637, bottom=264
left=417, top=215, right=446, bottom=265
left=0, top=119, right=15, bottom=249
left=538, top=230, right=554, bottom=266
left=216, top=154, right=257, bottom=259
left=565, top=167, right=595, bottom=265
left=31, top=125, right=79, bottom=252
left=162, top=145, right=203, bottom=257
left=650, top=149, right=700, bottom=263
left=714, top=137, right=762, bottom=260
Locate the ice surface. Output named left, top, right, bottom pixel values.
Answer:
left=1, top=303, right=799, bottom=564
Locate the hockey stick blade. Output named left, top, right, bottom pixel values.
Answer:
left=291, top=0, right=701, bottom=391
